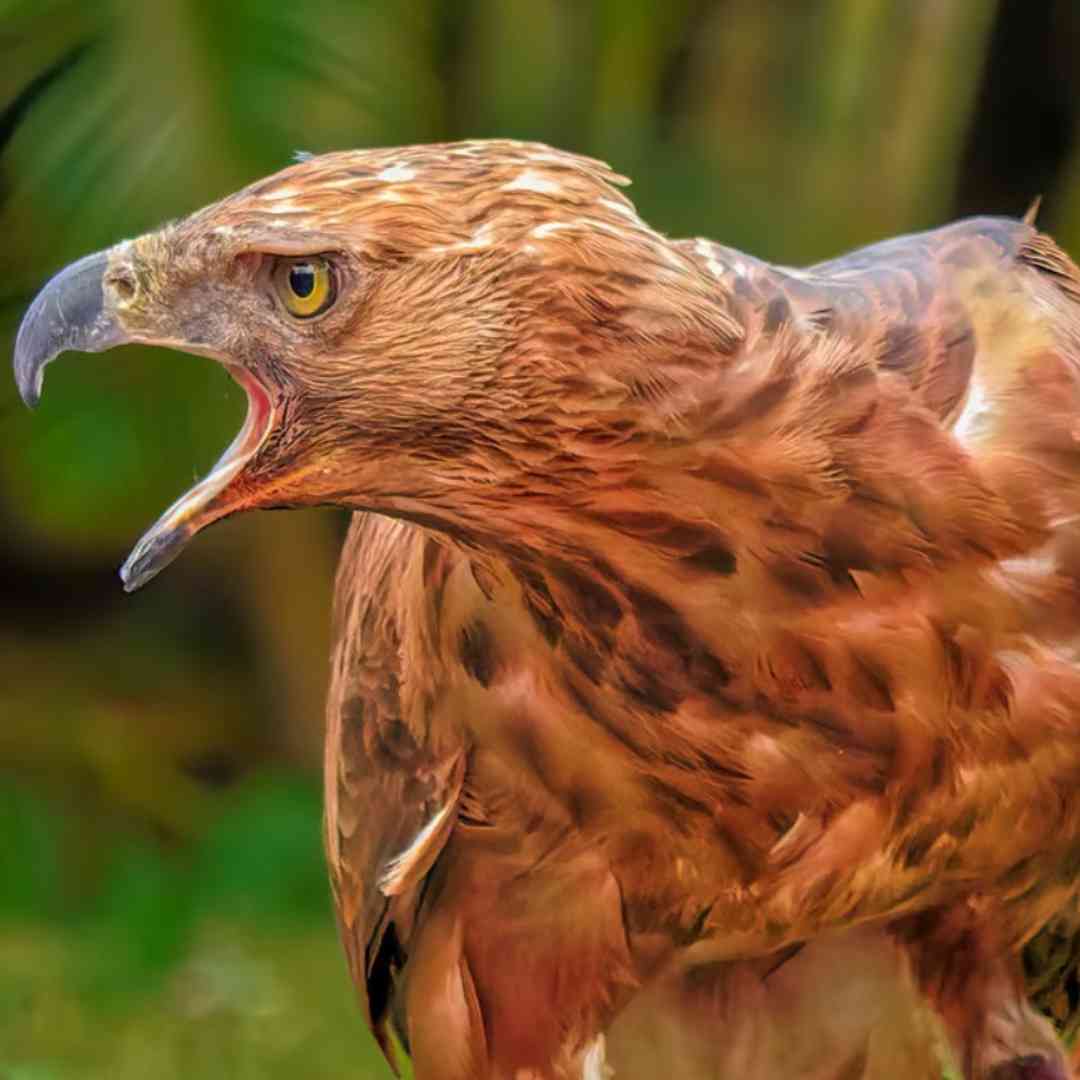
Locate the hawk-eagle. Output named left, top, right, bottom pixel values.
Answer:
left=15, top=141, right=1080, bottom=1080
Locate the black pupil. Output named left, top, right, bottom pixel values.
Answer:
left=289, top=264, right=317, bottom=299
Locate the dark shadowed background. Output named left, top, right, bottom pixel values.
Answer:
left=2, top=1, right=1079, bottom=1075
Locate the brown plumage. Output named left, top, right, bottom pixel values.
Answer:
left=16, top=140, right=1080, bottom=1079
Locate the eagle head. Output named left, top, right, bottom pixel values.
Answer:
left=14, top=141, right=736, bottom=589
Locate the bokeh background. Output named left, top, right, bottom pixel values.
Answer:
left=2, top=0, right=1080, bottom=1075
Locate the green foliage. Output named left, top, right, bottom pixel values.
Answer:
left=0, top=772, right=390, bottom=1078
left=0, top=783, right=65, bottom=920
left=0, top=922, right=389, bottom=1079
left=189, top=775, right=333, bottom=923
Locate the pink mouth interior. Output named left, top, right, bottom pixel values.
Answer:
left=125, top=365, right=273, bottom=558
left=119, top=358, right=277, bottom=591
left=218, top=365, right=274, bottom=478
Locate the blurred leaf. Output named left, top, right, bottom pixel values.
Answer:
left=78, top=838, right=195, bottom=1000
left=190, top=774, right=329, bottom=923
left=590, top=0, right=698, bottom=158
left=0, top=778, right=64, bottom=919
left=458, top=0, right=593, bottom=145
left=0, top=920, right=387, bottom=1078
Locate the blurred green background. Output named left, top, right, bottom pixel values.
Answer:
left=1, top=0, right=1080, bottom=1075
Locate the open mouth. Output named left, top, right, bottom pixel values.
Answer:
left=118, top=362, right=276, bottom=591
left=12, top=247, right=278, bottom=591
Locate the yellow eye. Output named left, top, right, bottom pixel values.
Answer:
left=274, top=257, right=334, bottom=318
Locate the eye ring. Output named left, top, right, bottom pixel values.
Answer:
left=273, top=256, right=335, bottom=318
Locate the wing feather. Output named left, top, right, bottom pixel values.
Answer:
left=324, top=513, right=465, bottom=1066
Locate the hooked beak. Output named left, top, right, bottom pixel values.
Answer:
left=14, top=250, right=127, bottom=408
left=12, top=246, right=277, bottom=592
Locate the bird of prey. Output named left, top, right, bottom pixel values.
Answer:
left=15, top=141, right=1080, bottom=1080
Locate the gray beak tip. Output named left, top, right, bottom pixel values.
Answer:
left=119, top=570, right=143, bottom=594
left=119, top=554, right=152, bottom=593
left=12, top=250, right=126, bottom=410
left=120, top=523, right=191, bottom=592
left=13, top=299, right=50, bottom=409
left=17, top=378, right=42, bottom=410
